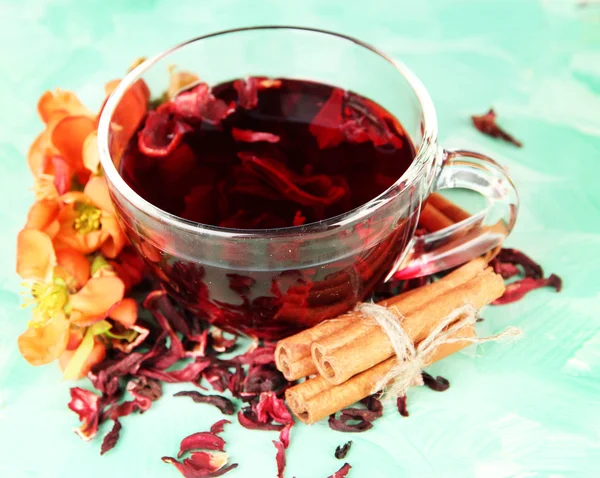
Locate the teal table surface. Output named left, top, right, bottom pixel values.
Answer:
left=1, top=1, right=600, bottom=477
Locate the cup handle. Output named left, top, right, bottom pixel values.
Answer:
left=393, top=149, right=519, bottom=279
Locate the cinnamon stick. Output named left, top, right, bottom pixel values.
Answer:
left=312, top=268, right=504, bottom=385
left=287, top=325, right=476, bottom=424
left=275, top=258, right=486, bottom=380
left=428, top=192, right=471, bottom=223
left=308, top=258, right=488, bottom=370
left=275, top=318, right=355, bottom=380
left=418, top=203, right=454, bottom=232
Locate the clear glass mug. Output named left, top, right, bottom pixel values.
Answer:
left=98, top=26, right=518, bottom=339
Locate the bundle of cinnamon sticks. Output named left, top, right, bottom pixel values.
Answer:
left=275, top=258, right=506, bottom=424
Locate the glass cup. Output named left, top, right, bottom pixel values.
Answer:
left=98, top=26, right=518, bottom=339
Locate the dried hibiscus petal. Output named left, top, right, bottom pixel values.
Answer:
left=238, top=152, right=347, bottom=207
left=202, top=363, right=233, bottom=392
left=173, top=83, right=236, bottom=125
left=233, top=77, right=259, bottom=110
left=273, top=440, right=286, bottom=478
left=328, top=414, right=373, bottom=433
left=396, top=396, right=409, bottom=417
left=255, top=391, right=294, bottom=425
left=162, top=452, right=238, bottom=478
left=100, top=419, right=121, bottom=455
left=138, top=110, right=193, bottom=158
left=178, top=432, right=226, bottom=458
left=210, top=419, right=231, bottom=435
left=309, top=88, right=345, bottom=149
left=209, top=328, right=238, bottom=354
left=493, top=274, right=562, bottom=305
left=226, top=273, right=256, bottom=295
left=234, top=342, right=275, bottom=365
left=140, top=358, right=211, bottom=383
left=68, top=387, right=103, bottom=441
left=128, top=376, right=163, bottom=402
left=422, top=372, right=450, bottom=392
left=328, top=463, right=352, bottom=478
left=174, top=391, right=235, bottom=415
left=471, top=108, right=522, bottom=147
left=335, top=441, right=353, bottom=459
left=237, top=407, right=284, bottom=431
left=494, top=248, right=543, bottom=279
left=232, top=128, right=280, bottom=143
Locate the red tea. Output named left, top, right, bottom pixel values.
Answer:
left=119, top=77, right=417, bottom=338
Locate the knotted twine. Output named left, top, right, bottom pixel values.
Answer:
left=353, top=302, right=522, bottom=400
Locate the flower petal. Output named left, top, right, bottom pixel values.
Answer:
left=62, top=328, right=96, bottom=380
left=167, top=66, right=200, bottom=99
left=55, top=247, right=90, bottom=289
left=107, top=298, right=138, bottom=328
left=51, top=115, right=96, bottom=175
left=99, top=215, right=128, bottom=259
left=25, top=199, right=60, bottom=234
left=16, top=229, right=56, bottom=281
left=37, top=89, right=93, bottom=123
left=84, top=176, right=114, bottom=214
left=17, top=312, right=69, bottom=365
left=82, top=132, right=100, bottom=175
left=70, top=276, right=125, bottom=326
left=67, top=387, right=102, bottom=441
left=105, top=79, right=150, bottom=159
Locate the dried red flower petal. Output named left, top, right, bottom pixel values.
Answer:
left=210, top=419, right=231, bottom=435
left=173, top=83, right=235, bottom=125
left=174, top=391, right=235, bottom=415
left=100, top=419, right=121, bottom=455
left=234, top=342, right=276, bottom=365
left=471, top=108, right=522, bottom=147
left=493, top=262, right=521, bottom=279
left=279, top=423, right=292, bottom=449
left=162, top=454, right=238, bottom=478
left=147, top=311, right=185, bottom=370
left=328, top=414, right=373, bottom=433
left=178, top=432, right=226, bottom=458
left=328, top=463, right=352, bottom=478
left=128, top=376, right=163, bottom=402
left=494, top=248, right=543, bottom=279
left=209, top=328, right=238, bottom=354
left=396, top=396, right=409, bottom=417
left=340, top=407, right=381, bottom=423
left=422, top=372, right=450, bottom=392
left=68, top=387, right=103, bottom=441
left=335, top=441, right=352, bottom=459
left=273, top=440, right=286, bottom=478
left=309, top=88, right=345, bottom=149
left=202, top=363, right=233, bottom=392
left=138, top=110, right=193, bottom=158
left=231, top=128, right=280, bottom=143
left=237, top=407, right=284, bottom=431
left=493, top=274, right=562, bottom=305
left=141, top=358, right=211, bottom=383
left=238, top=152, right=348, bottom=207
left=292, top=210, right=306, bottom=226
left=233, top=77, right=259, bottom=110
left=255, top=392, right=294, bottom=425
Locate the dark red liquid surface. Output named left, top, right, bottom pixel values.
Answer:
left=120, top=77, right=414, bottom=229
left=119, top=77, right=417, bottom=338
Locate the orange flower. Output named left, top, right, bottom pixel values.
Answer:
left=37, top=89, right=93, bottom=123
left=24, top=176, right=126, bottom=258
left=18, top=312, right=70, bottom=366
left=69, top=276, right=125, bottom=326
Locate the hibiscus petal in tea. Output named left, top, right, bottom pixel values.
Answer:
left=118, top=77, right=417, bottom=339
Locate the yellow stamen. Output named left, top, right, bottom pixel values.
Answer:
left=33, top=174, right=59, bottom=200
left=73, top=202, right=102, bottom=234
left=24, top=280, right=69, bottom=327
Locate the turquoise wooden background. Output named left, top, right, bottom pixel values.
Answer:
left=1, top=0, right=599, bottom=476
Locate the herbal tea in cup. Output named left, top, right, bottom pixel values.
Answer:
left=98, top=27, right=518, bottom=339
